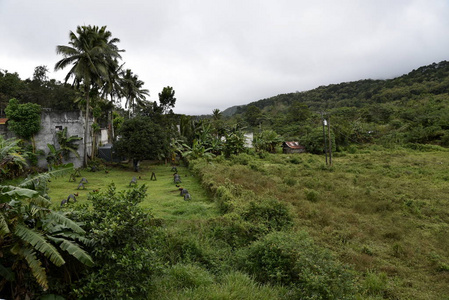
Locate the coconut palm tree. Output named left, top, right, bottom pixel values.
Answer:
left=212, top=108, right=222, bottom=121
left=121, top=69, right=149, bottom=117
left=102, top=63, right=125, bottom=142
left=55, top=25, right=123, bottom=166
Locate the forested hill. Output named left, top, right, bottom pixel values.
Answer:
left=224, top=60, right=449, bottom=149
left=228, top=60, right=449, bottom=115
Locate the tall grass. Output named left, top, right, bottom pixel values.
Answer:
left=189, top=148, right=449, bottom=299
left=46, top=148, right=449, bottom=299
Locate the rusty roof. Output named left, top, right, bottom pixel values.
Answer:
left=0, top=118, right=8, bottom=125
left=284, top=141, right=305, bottom=149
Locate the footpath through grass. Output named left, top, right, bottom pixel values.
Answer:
left=48, top=161, right=218, bottom=221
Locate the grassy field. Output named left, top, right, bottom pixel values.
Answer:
left=188, top=147, right=449, bottom=300
left=46, top=147, right=449, bottom=299
left=47, top=162, right=218, bottom=222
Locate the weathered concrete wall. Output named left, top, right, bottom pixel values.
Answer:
left=35, top=110, right=92, bottom=168
left=0, top=124, right=14, bottom=139
left=1, top=109, right=115, bottom=170
left=100, top=128, right=108, bottom=145
left=0, top=110, right=98, bottom=169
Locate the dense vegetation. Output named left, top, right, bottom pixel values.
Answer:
left=1, top=23, right=449, bottom=298
left=225, top=61, right=449, bottom=150
left=3, top=146, right=447, bottom=299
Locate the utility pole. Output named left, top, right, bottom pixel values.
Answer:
left=327, top=114, right=332, bottom=166
left=321, top=112, right=328, bottom=165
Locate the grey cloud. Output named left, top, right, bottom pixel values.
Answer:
left=1, top=0, right=449, bottom=115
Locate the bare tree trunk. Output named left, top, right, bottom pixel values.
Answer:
left=83, top=88, right=90, bottom=168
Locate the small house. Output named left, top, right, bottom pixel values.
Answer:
left=283, top=141, right=305, bottom=154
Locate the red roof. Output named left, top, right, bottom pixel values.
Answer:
left=284, top=141, right=305, bottom=149
left=0, top=118, right=8, bottom=125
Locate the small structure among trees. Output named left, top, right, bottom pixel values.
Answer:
left=283, top=141, right=306, bottom=154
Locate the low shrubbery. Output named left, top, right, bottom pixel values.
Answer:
left=236, top=231, right=357, bottom=300
left=70, top=184, right=162, bottom=299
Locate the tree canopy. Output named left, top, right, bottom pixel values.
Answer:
left=5, top=98, right=41, bottom=140
left=114, top=117, right=170, bottom=169
left=55, top=25, right=123, bottom=166
left=157, top=86, right=176, bottom=114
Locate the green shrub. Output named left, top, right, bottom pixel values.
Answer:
left=289, top=156, right=303, bottom=164
left=215, top=185, right=236, bottom=213
left=242, top=198, right=293, bottom=233
left=362, top=271, right=388, bottom=297
left=207, top=213, right=260, bottom=248
left=305, top=188, right=320, bottom=202
left=230, top=152, right=255, bottom=165
left=284, top=177, right=297, bottom=186
left=71, top=184, right=161, bottom=299
left=237, top=231, right=356, bottom=299
left=404, top=143, right=449, bottom=152
left=152, top=271, right=286, bottom=300
left=159, top=263, right=215, bottom=290
left=158, top=230, right=218, bottom=270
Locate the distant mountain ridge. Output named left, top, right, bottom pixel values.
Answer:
left=222, top=60, right=449, bottom=116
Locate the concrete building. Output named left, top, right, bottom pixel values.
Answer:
left=1, top=110, right=103, bottom=169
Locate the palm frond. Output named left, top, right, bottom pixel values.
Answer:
left=52, top=230, right=94, bottom=247
left=19, top=164, right=74, bottom=196
left=12, top=245, right=48, bottom=290
left=19, top=164, right=74, bottom=190
left=14, top=224, right=65, bottom=266
left=47, top=211, right=86, bottom=234
left=47, top=236, right=94, bottom=267
left=0, top=212, right=10, bottom=234
left=30, top=195, right=52, bottom=207
left=61, top=147, right=81, bottom=159
left=0, top=263, right=14, bottom=281
left=1, top=186, right=39, bottom=201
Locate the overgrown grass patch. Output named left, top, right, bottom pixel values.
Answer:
left=48, top=161, right=218, bottom=220
left=45, top=149, right=449, bottom=299
left=191, top=149, right=449, bottom=299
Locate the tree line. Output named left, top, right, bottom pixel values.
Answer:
left=226, top=60, right=449, bottom=152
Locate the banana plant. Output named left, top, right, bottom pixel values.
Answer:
left=56, top=127, right=82, bottom=160
left=181, top=140, right=215, bottom=160
left=0, top=136, right=29, bottom=180
left=0, top=165, right=93, bottom=298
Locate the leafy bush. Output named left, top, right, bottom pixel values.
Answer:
left=207, top=213, right=260, bottom=248
left=157, top=230, right=218, bottom=270
left=299, top=127, right=336, bottom=154
left=289, top=156, right=303, bottom=164
left=241, top=198, right=293, bottom=233
left=403, top=143, right=449, bottom=152
left=72, top=184, right=161, bottom=299
left=151, top=271, right=286, bottom=300
left=361, top=271, right=388, bottom=297
left=0, top=166, right=92, bottom=299
left=230, top=152, right=255, bottom=165
left=305, top=188, right=320, bottom=202
left=5, top=98, right=41, bottom=140
left=237, top=231, right=356, bottom=299
left=156, top=263, right=215, bottom=291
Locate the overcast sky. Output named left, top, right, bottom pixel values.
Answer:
left=1, top=0, right=449, bottom=115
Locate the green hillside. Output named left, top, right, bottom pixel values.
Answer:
left=224, top=61, right=449, bottom=149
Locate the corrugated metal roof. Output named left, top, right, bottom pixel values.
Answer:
left=0, top=118, right=8, bottom=125
left=284, top=141, right=305, bottom=149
